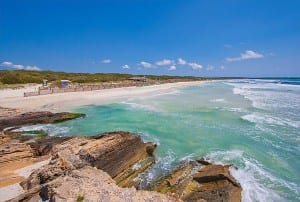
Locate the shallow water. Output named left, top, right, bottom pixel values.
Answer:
left=20, top=79, right=300, bottom=201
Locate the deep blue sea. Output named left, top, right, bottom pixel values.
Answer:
left=18, top=79, right=300, bottom=202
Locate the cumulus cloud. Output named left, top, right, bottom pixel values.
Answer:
left=101, top=59, right=111, bottom=63
left=226, top=50, right=264, bottom=62
left=26, top=65, right=40, bottom=71
left=139, top=61, right=153, bottom=68
left=139, top=58, right=203, bottom=71
left=122, top=64, right=130, bottom=69
left=168, top=65, right=176, bottom=71
left=1, top=61, right=13, bottom=66
left=156, top=59, right=174, bottom=66
left=176, top=58, right=203, bottom=70
left=12, top=64, right=24, bottom=69
left=188, top=62, right=202, bottom=70
left=1, top=61, right=41, bottom=71
left=177, top=58, right=187, bottom=65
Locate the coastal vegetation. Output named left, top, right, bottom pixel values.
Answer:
left=0, top=70, right=202, bottom=86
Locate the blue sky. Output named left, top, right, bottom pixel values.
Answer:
left=0, top=0, right=299, bottom=77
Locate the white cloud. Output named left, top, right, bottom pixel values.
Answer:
left=168, top=65, right=176, bottom=71
left=156, top=59, right=174, bottom=66
left=188, top=62, right=202, bottom=70
left=139, top=61, right=153, bottom=68
left=176, top=58, right=203, bottom=71
left=226, top=50, right=264, bottom=62
left=220, top=65, right=225, bottom=69
left=13, top=64, right=25, bottom=69
left=177, top=58, right=187, bottom=65
left=138, top=58, right=203, bottom=71
left=122, top=64, right=130, bottom=69
left=1, top=61, right=13, bottom=66
left=102, top=59, right=111, bottom=63
left=26, top=65, right=40, bottom=71
left=1, top=61, right=41, bottom=71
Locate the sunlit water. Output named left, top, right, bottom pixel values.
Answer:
left=19, top=79, right=300, bottom=201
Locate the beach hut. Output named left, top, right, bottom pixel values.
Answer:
left=61, top=80, right=70, bottom=88
left=42, top=79, right=48, bottom=87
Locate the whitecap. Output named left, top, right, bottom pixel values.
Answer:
left=227, top=80, right=300, bottom=112
left=210, top=98, right=226, bottom=103
left=223, top=107, right=247, bottom=113
left=137, top=150, right=176, bottom=188
left=120, top=101, right=161, bottom=112
left=137, top=131, right=160, bottom=146
left=13, top=124, right=70, bottom=136
left=241, top=113, right=300, bottom=128
left=205, top=150, right=299, bottom=202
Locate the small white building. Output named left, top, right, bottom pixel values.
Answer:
left=42, top=79, right=48, bottom=87
left=61, top=80, right=70, bottom=88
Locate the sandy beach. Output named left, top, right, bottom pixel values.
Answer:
left=0, top=81, right=209, bottom=113
left=0, top=80, right=210, bottom=201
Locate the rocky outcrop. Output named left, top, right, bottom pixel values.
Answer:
left=0, top=111, right=85, bottom=131
left=0, top=108, right=241, bottom=202
left=0, top=109, right=85, bottom=189
left=10, top=166, right=180, bottom=202
left=151, top=160, right=242, bottom=202
left=21, top=132, right=156, bottom=192
left=0, top=142, right=35, bottom=187
left=4, top=130, right=242, bottom=202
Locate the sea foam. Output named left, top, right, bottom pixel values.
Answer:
left=205, top=150, right=299, bottom=202
left=14, top=124, right=70, bottom=136
left=241, top=113, right=300, bottom=129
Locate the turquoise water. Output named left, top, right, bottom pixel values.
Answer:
left=19, top=79, right=300, bottom=201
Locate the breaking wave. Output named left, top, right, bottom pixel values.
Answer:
left=205, top=150, right=299, bottom=202
left=241, top=113, right=300, bottom=129
left=13, top=124, right=70, bottom=136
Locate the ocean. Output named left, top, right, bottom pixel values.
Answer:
left=19, top=79, right=300, bottom=201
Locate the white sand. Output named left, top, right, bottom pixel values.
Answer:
left=0, top=84, right=41, bottom=99
left=0, top=81, right=209, bottom=112
left=0, top=159, right=50, bottom=202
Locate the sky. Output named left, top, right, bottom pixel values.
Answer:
left=0, top=0, right=299, bottom=77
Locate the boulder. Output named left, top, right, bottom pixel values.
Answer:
left=151, top=160, right=242, bottom=202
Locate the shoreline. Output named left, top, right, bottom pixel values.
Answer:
left=0, top=80, right=245, bottom=202
left=0, top=80, right=212, bottom=113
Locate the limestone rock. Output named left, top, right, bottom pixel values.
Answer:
left=10, top=166, right=181, bottom=202
left=21, top=132, right=156, bottom=190
left=151, top=160, right=242, bottom=202
left=0, top=111, right=85, bottom=131
left=0, top=141, right=35, bottom=187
